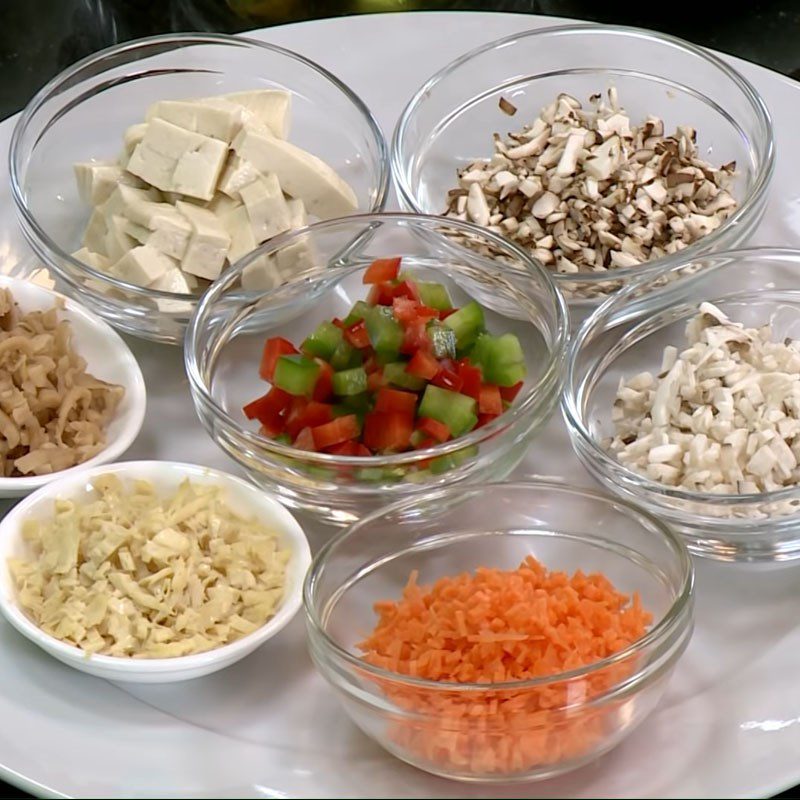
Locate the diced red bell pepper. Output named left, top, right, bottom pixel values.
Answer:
left=294, top=426, right=316, bottom=451
left=345, top=320, right=371, bottom=349
left=500, top=381, right=524, bottom=403
left=414, top=436, right=438, bottom=450
left=457, top=360, right=483, bottom=401
left=478, top=384, right=503, bottom=416
left=301, top=401, right=335, bottom=429
left=311, top=414, right=361, bottom=450
left=406, top=349, right=439, bottom=380
left=259, top=419, right=285, bottom=438
left=401, top=318, right=431, bottom=355
left=285, top=397, right=310, bottom=438
left=367, top=369, right=384, bottom=392
left=439, top=307, right=458, bottom=320
left=367, top=282, right=395, bottom=306
left=313, top=360, right=334, bottom=402
left=243, top=386, right=292, bottom=423
left=332, top=317, right=347, bottom=330
left=375, top=387, right=417, bottom=415
left=363, top=354, right=380, bottom=374
left=393, top=296, right=439, bottom=326
left=363, top=411, right=414, bottom=452
left=417, top=416, right=450, bottom=443
left=390, top=279, right=421, bottom=303
left=476, top=413, right=499, bottom=428
left=259, top=337, right=298, bottom=381
left=363, top=257, right=401, bottom=284
left=432, top=367, right=464, bottom=393
left=326, top=440, right=372, bottom=456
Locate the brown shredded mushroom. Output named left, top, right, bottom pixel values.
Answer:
left=0, top=288, right=124, bottom=477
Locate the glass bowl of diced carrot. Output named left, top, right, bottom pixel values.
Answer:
left=304, top=480, right=694, bottom=782
left=185, top=213, right=569, bottom=525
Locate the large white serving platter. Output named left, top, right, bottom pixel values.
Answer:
left=0, top=11, right=799, bottom=799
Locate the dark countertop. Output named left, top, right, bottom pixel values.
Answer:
left=0, top=1, right=798, bottom=797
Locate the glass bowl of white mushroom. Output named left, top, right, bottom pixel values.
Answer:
left=393, top=24, right=774, bottom=318
left=10, top=33, right=389, bottom=344
left=563, top=248, right=800, bottom=563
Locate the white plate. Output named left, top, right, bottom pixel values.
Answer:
left=0, top=274, right=146, bottom=498
left=0, top=11, right=799, bottom=799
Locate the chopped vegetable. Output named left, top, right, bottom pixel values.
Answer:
left=242, top=259, right=527, bottom=455
left=358, top=556, right=652, bottom=776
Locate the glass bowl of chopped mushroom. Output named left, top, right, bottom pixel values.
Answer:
left=10, top=33, right=389, bottom=345
left=563, top=247, right=800, bottom=562
left=393, top=24, right=774, bottom=314
left=0, top=460, right=311, bottom=682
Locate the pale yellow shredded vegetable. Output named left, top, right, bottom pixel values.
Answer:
left=9, top=475, right=290, bottom=658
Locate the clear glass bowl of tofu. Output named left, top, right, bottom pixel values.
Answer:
left=563, top=247, right=800, bottom=562
left=9, top=33, right=389, bottom=344
left=184, top=213, right=569, bottom=526
left=392, top=25, right=774, bottom=316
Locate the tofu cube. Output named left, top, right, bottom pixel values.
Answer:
left=241, top=254, right=282, bottom=292
left=275, top=198, right=317, bottom=277
left=217, top=154, right=261, bottom=198
left=126, top=142, right=178, bottom=193
left=105, top=214, right=137, bottom=261
left=239, top=173, right=291, bottom=242
left=72, top=247, right=111, bottom=272
left=151, top=267, right=198, bottom=294
left=224, top=204, right=257, bottom=263
left=145, top=98, right=247, bottom=143
left=171, top=136, right=229, bottom=201
left=118, top=123, right=149, bottom=168
left=110, top=245, right=173, bottom=287
left=100, top=184, right=162, bottom=220
left=123, top=215, right=190, bottom=261
left=82, top=207, right=109, bottom=253
left=218, top=90, right=291, bottom=139
left=232, top=123, right=357, bottom=220
left=74, top=162, right=144, bottom=205
left=176, top=201, right=231, bottom=281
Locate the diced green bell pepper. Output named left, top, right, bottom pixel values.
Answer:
left=418, top=384, right=477, bottom=438
left=469, top=333, right=527, bottom=387
left=365, top=307, right=403, bottom=358
left=416, top=280, right=452, bottom=311
left=427, top=321, right=457, bottom=360
left=384, top=362, right=425, bottom=391
left=301, top=320, right=344, bottom=360
left=343, top=300, right=372, bottom=326
left=429, top=444, right=479, bottom=475
left=330, top=340, right=363, bottom=371
left=273, top=355, right=320, bottom=396
left=332, top=367, right=368, bottom=396
left=443, top=300, right=485, bottom=350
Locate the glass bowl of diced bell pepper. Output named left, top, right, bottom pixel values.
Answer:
left=185, top=213, right=569, bottom=525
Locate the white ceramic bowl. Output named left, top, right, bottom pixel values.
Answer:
left=0, top=460, right=311, bottom=683
left=0, top=274, right=146, bottom=498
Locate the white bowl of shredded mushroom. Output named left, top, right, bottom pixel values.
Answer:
left=0, top=460, right=311, bottom=682
left=0, top=275, right=146, bottom=498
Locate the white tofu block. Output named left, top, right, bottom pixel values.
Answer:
left=241, top=255, right=282, bottom=292
left=124, top=217, right=190, bottom=261
left=218, top=90, right=291, bottom=139
left=176, top=201, right=231, bottom=281
left=224, top=204, right=257, bottom=263
left=287, top=197, right=308, bottom=229
left=232, top=124, right=357, bottom=220
left=217, top=154, right=261, bottom=198
left=82, top=208, right=108, bottom=253
left=239, top=173, right=291, bottom=242
left=74, top=162, right=144, bottom=205
left=100, top=184, right=162, bottom=221
left=171, top=136, right=228, bottom=201
left=207, top=192, right=243, bottom=220
left=118, top=123, right=149, bottom=168
left=105, top=214, right=137, bottom=262
left=145, top=98, right=246, bottom=143
left=126, top=143, right=177, bottom=192
left=72, top=247, right=111, bottom=272
left=151, top=266, right=197, bottom=294
left=110, top=245, right=173, bottom=287
left=274, top=198, right=317, bottom=278
left=141, top=117, right=210, bottom=160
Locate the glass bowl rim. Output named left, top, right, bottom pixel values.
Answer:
left=391, top=22, right=775, bottom=292
left=8, top=31, right=390, bottom=301
left=563, top=246, right=800, bottom=507
left=303, top=478, right=694, bottom=695
left=184, top=211, right=570, bottom=467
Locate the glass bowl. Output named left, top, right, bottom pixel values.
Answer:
left=9, top=33, right=389, bottom=345
left=185, top=213, right=569, bottom=526
left=564, top=248, right=800, bottom=562
left=303, top=480, right=694, bottom=783
left=392, top=24, right=774, bottom=314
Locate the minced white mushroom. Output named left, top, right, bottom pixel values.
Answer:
left=608, top=303, right=800, bottom=496
left=444, top=90, right=738, bottom=300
